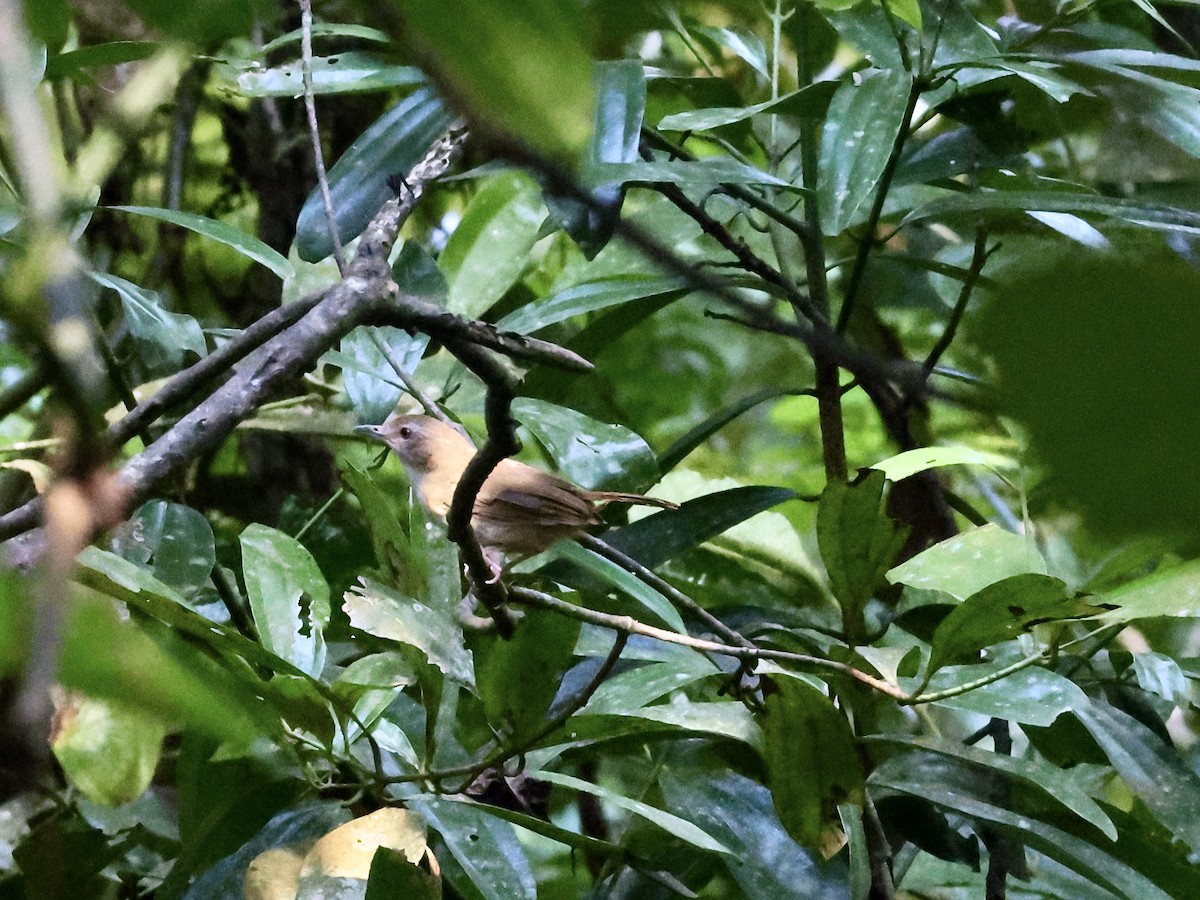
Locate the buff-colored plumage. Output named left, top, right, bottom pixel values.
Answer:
left=356, top=415, right=675, bottom=558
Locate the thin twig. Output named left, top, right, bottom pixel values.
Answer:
left=578, top=534, right=754, bottom=650
left=364, top=328, right=450, bottom=423
left=439, top=631, right=630, bottom=794
left=507, top=585, right=908, bottom=699
left=298, top=0, right=346, bottom=273
left=921, top=226, right=993, bottom=377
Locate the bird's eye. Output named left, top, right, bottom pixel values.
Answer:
left=399, top=426, right=412, bottom=439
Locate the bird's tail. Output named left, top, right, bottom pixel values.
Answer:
left=584, top=491, right=678, bottom=510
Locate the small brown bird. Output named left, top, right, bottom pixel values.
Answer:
left=356, top=415, right=676, bottom=568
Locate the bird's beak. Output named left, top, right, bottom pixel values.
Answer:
left=354, top=424, right=382, bottom=440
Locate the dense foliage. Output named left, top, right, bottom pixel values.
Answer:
left=3, top=0, right=1200, bottom=897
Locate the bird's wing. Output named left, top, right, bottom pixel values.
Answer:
left=476, top=460, right=600, bottom=528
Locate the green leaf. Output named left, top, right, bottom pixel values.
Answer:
left=111, top=500, right=216, bottom=612
left=335, top=652, right=417, bottom=743
left=606, top=486, right=799, bottom=568
left=240, top=524, right=331, bottom=678
left=231, top=53, right=425, bottom=97
left=657, top=81, right=838, bottom=131
left=867, top=733, right=1117, bottom=840
left=546, top=540, right=686, bottom=632
left=905, top=189, right=1200, bottom=231
left=870, top=445, right=1017, bottom=482
left=46, top=42, right=159, bottom=80
left=906, top=664, right=1089, bottom=727
left=296, top=87, right=454, bottom=262
left=582, top=654, right=718, bottom=715
left=63, top=568, right=263, bottom=742
left=760, top=678, right=863, bottom=847
left=338, top=326, right=430, bottom=423
left=109, top=205, right=293, bottom=278
left=658, top=387, right=798, bottom=476
left=511, top=398, right=659, bottom=492
left=440, top=171, right=544, bottom=317
left=817, top=470, right=909, bottom=624
left=976, top=238, right=1200, bottom=536
left=546, top=60, right=645, bottom=258
left=452, top=799, right=628, bottom=862
left=365, top=848, right=440, bottom=900
left=591, top=157, right=797, bottom=189
left=474, top=612, right=579, bottom=740
left=89, top=271, right=207, bottom=372
left=818, top=69, right=914, bottom=235
left=870, top=751, right=1173, bottom=900
left=531, top=769, right=734, bottom=855
left=659, top=765, right=849, bottom=899
left=343, top=577, right=473, bottom=686
left=887, top=524, right=1046, bottom=600
left=402, top=0, right=594, bottom=162
left=51, top=691, right=168, bottom=806
left=408, top=797, right=536, bottom=900
left=497, top=276, right=687, bottom=335
left=258, top=23, right=391, bottom=55
left=928, top=574, right=1091, bottom=673
left=1073, top=701, right=1200, bottom=854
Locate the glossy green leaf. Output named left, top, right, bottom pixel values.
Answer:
left=1074, top=702, right=1200, bottom=854
left=870, top=751, right=1172, bottom=900
left=761, top=678, right=863, bottom=847
left=435, top=796, right=626, bottom=860
left=343, top=577, right=473, bottom=687
left=110, top=205, right=293, bottom=278
left=338, top=326, right=430, bottom=424
left=657, top=81, right=837, bottom=131
left=867, top=733, right=1116, bottom=840
left=887, top=524, right=1046, bottom=600
left=606, top=486, right=799, bottom=568
left=610, top=699, right=760, bottom=747
left=592, top=157, right=796, bottom=189
left=905, top=190, right=1200, bottom=230
left=546, top=60, right=644, bottom=257
left=870, top=445, right=1017, bottom=482
left=258, top=24, right=390, bottom=55
left=336, top=652, right=417, bottom=743
left=658, top=388, right=798, bottom=475
left=928, top=574, right=1090, bottom=672
left=90, top=271, right=207, bottom=372
left=512, top=398, right=659, bottom=492
left=110, top=500, right=216, bottom=612
left=660, top=765, right=849, bottom=899
left=582, top=655, right=718, bottom=715
left=402, top=0, right=594, bottom=162
left=907, top=664, right=1088, bottom=727
left=296, top=87, right=454, bottom=262
left=819, top=69, right=914, bottom=235
left=409, top=797, right=536, bottom=900
left=1131, top=652, right=1189, bottom=705
left=532, top=769, right=733, bottom=855
left=497, top=276, right=686, bottom=335
left=475, top=612, right=580, bottom=740
left=817, top=470, right=908, bottom=622
left=232, top=53, right=424, bottom=97
left=440, top=171, right=544, bottom=317
left=52, top=691, right=167, bottom=806
left=547, top=540, right=686, bottom=632
left=240, top=524, right=331, bottom=678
